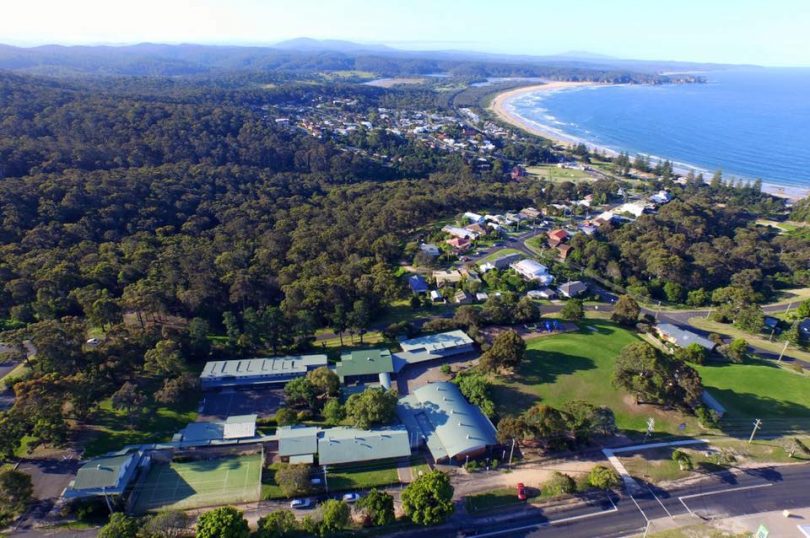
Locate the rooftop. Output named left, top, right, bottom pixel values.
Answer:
left=657, top=323, right=717, bottom=351
left=201, top=355, right=327, bottom=380
left=399, top=330, right=474, bottom=354
left=336, top=349, right=394, bottom=380
left=175, top=414, right=257, bottom=444
left=70, top=453, right=138, bottom=491
left=317, top=427, right=411, bottom=465
left=277, top=425, right=321, bottom=457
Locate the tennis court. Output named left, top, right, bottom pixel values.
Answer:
left=131, top=452, right=262, bottom=513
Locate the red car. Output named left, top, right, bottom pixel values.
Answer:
left=516, top=482, right=527, bottom=501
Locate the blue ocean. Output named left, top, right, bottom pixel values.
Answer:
left=509, top=69, right=810, bottom=191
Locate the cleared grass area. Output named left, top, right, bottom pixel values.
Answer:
left=327, top=462, right=400, bottom=491
left=688, top=317, right=810, bottom=362
left=0, top=361, right=29, bottom=389
left=490, top=321, right=701, bottom=436
left=526, top=164, right=592, bottom=183
left=642, top=525, right=748, bottom=538
left=132, top=453, right=262, bottom=513
left=465, top=487, right=537, bottom=514
left=82, top=396, right=198, bottom=457
left=696, top=358, right=810, bottom=419
left=480, top=248, right=523, bottom=262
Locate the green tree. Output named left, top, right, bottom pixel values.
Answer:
left=560, top=299, right=584, bottom=321
left=543, top=472, right=576, bottom=496
left=143, top=339, right=184, bottom=377
left=686, top=289, right=709, bottom=307
left=401, top=470, right=455, bottom=526
left=613, top=342, right=703, bottom=409
left=357, top=488, right=395, bottom=527
left=307, top=366, right=340, bottom=399
left=663, top=282, right=684, bottom=303
left=322, top=398, right=345, bottom=425
left=479, top=329, right=526, bottom=373
left=320, top=499, right=350, bottom=535
left=797, top=299, right=810, bottom=319
left=140, top=510, right=189, bottom=538
left=275, top=407, right=298, bottom=427
left=111, top=381, right=146, bottom=425
left=672, top=449, right=693, bottom=470
left=723, top=338, right=749, bottom=363
left=284, top=377, right=317, bottom=410
left=98, top=513, right=140, bottom=538
left=514, top=296, right=540, bottom=323
left=734, top=305, right=765, bottom=334
left=255, top=510, right=298, bottom=538
left=275, top=465, right=313, bottom=498
left=496, top=415, right=530, bottom=443
left=785, top=321, right=802, bottom=347
left=345, top=388, right=398, bottom=429
left=195, top=506, right=249, bottom=538
left=0, top=469, right=33, bottom=525
left=674, top=342, right=707, bottom=365
left=587, top=465, right=621, bottom=490
left=611, top=295, right=640, bottom=326
left=454, top=372, right=495, bottom=417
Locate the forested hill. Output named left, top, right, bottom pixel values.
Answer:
left=0, top=43, right=701, bottom=83
left=0, top=72, right=538, bottom=331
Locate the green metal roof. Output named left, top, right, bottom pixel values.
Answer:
left=317, top=427, right=410, bottom=466
left=336, top=349, right=393, bottom=381
left=71, top=454, right=136, bottom=491
left=277, top=425, right=320, bottom=457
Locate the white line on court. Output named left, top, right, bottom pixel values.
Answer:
left=678, top=483, right=774, bottom=515
left=471, top=496, right=619, bottom=537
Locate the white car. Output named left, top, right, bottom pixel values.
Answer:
left=290, top=498, right=313, bottom=510
left=342, top=492, right=361, bottom=503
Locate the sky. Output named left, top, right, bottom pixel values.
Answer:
left=2, top=0, right=809, bottom=66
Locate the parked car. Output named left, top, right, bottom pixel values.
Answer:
left=342, top=492, right=361, bottom=503
left=516, top=482, right=527, bottom=501
left=290, top=498, right=313, bottom=510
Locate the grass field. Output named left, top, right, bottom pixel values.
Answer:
left=465, top=487, right=539, bottom=514
left=480, top=248, right=523, bottom=262
left=133, top=453, right=262, bottom=513
left=327, top=462, right=400, bottom=491
left=526, top=164, right=592, bottom=183
left=490, top=321, right=702, bottom=436
left=687, top=317, right=810, bottom=362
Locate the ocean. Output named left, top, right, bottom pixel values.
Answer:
left=508, top=68, right=810, bottom=192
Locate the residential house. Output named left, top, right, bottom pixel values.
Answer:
left=510, top=259, right=554, bottom=286
left=650, top=190, right=672, bottom=204
left=558, top=281, right=588, bottom=298
left=408, top=274, right=429, bottom=294
left=465, top=223, right=488, bottom=236
left=430, top=290, right=444, bottom=303
left=419, top=243, right=440, bottom=257
left=454, top=290, right=473, bottom=304
left=557, top=244, right=573, bottom=261
left=615, top=202, right=648, bottom=218
left=475, top=292, right=489, bottom=302
left=547, top=229, right=569, bottom=247
left=442, top=225, right=479, bottom=240
left=397, top=382, right=498, bottom=463
left=656, top=323, right=717, bottom=352
left=477, top=253, right=521, bottom=273
left=446, top=236, right=472, bottom=252
left=433, top=270, right=463, bottom=287
left=200, top=355, right=328, bottom=390
left=579, top=225, right=597, bottom=236
left=527, top=288, right=557, bottom=300
left=463, top=212, right=486, bottom=224
left=519, top=207, right=541, bottom=220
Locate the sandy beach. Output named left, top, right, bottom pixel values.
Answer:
left=488, top=82, right=808, bottom=201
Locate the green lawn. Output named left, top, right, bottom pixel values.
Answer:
left=526, top=164, right=592, bottom=183
left=83, top=396, right=198, bottom=457
left=465, top=487, right=537, bottom=514
left=327, top=462, right=400, bottom=491
left=480, top=248, right=523, bottom=262
left=696, top=358, right=810, bottom=420
left=490, top=321, right=701, bottom=436
left=687, top=317, right=810, bottom=362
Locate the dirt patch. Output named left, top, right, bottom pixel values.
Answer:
left=481, top=322, right=577, bottom=343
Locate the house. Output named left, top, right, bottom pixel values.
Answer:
left=419, top=243, right=440, bottom=257
left=460, top=267, right=481, bottom=284
left=557, top=244, right=573, bottom=261
left=430, top=290, right=444, bottom=303
left=336, top=349, right=394, bottom=388
left=446, top=237, right=471, bottom=252
left=200, top=355, right=328, bottom=390
left=433, top=270, right=463, bottom=287
left=593, top=210, right=615, bottom=226
left=579, top=225, right=597, bottom=236
left=397, top=382, right=498, bottom=463
left=547, top=229, right=569, bottom=247
left=408, top=274, right=429, bottom=294
left=465, top=223, right=488, bottom=236
left=510, top=259, right=554, bottom=286
left=442, top=225, right=479, bottom=240
left=318, top=427, right=411, bottom=465
left=650, top=190, right=672, bottom=204
left=558, top=281, right=588, bottom=298
left=453, top=290, right=473, bottom=304
left=615, top=202, right=648, bottom=218
left=476, top=292, right=489, bottom=302
left=63, top=451, right=144, bottom=499
left=173, top=415, right=258, bottom=445
left=656, top=323, right=717, bottom=352
left=392, top=330, right=475, bottom=373
left=463, top=212, right=486, bottom=224
left=520, top=207, right=541, bottom=220
left=527, top=288, right=557, bottom=300
left=477, top=253, right=521, bottom=273
left=763, top=316, right=780, bottom=333
left=799, top=319, right=810, bottom=341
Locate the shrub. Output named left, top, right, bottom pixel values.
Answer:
left=586, top=465, right=621, bottom=490
left=788, top=362, right=805, bottom=374
left=440, top=364, right=452, bottom=375
left=695, top=405, right=720, bottom=428
left=543, top=472, right=576, bottom=496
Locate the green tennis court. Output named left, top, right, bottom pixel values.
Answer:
left=131, top=453, right=262, bottom=513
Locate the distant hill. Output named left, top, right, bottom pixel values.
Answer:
left=272, top=37, right=396, bottom=53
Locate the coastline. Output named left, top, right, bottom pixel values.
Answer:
left=487, top=82, right=809, bottom=201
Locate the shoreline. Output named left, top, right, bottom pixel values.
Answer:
left=487, top=82, right=809, bottom=201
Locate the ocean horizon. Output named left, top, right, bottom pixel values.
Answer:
left=507, top=68, right=810, bottom=194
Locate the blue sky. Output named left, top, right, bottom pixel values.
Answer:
left=3, top=0, right=809, bottom=66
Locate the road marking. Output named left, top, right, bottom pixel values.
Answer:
left=646, top=484, right=674, bottom=519
left=470, top=497, right=619, bottom=537
left=629, top=494, right=650, bottom=523
left=678, top=483, right=774, bottom=515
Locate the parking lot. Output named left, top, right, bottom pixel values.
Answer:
left=199, top=387, right=283, bottom=420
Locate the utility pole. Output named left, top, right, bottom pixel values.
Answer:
left=785, top=302, right=793, bottom=315
left=777, top=340, right=789, bottom=362
left=748, top=419, right=762, bottom=444
left=644, top=417, right=655, bottom=442
left=705, top=308, right=712, bottom=320
left=509, top=438, right=516, bottom=466
left=322, top=465, right=328, bottom=493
